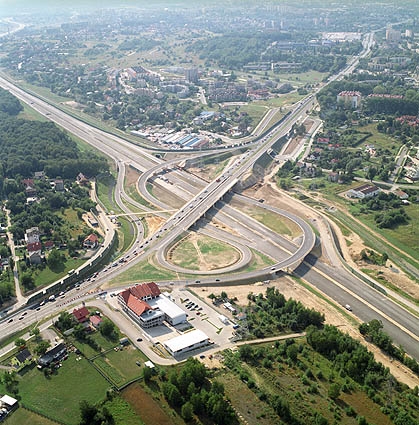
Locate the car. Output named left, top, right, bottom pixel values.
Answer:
left=136, top=361, right=141, bottom=367
left=345, top=304, right=352, bottom=311
left=19, top=316, right=24, bottom=320
left=7, top=318, right=13, bottom=323
left=199, top=355, right=205, bottom=359
left=215, top=278, right=220, bottom=282
left=136, top=338, right=143, bottom=342
left=195, top=280, right=200, bottom=283
left=169, top=281, right=174, bottom=285
left=271, top=267, right=276, bottom=270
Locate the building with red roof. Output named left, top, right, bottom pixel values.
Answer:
left=83, top=234, right=99, bottom=249
left=118, top=283, right=164, bottom=328
left=72, top=306, right=90, bottom=323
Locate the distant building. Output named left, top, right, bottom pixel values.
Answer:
left=25, top=227, right=40, bottom=244
left=54, top=179, right=64, bottom=191
left=337, top=91, right=361, bottom=109
left=386, top=27, right=401, bottom=43
left=185, top=68, right=199, bottom=83
left=347, top=184, right=380, bottom=199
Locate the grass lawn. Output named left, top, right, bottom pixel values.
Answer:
left=97, top=174, right=119, bottom=213
left=355, top=123, right=403, bottom=154
left=236, top=203, right=302, bottom=238
left=32, top=258, right=85, bottom=289
left=170, top=234, right=240, bottom=271
left=17, top=354, right=110, bottom=425
left=235, top=103, right=268, bottom=128
left=93, top=346, right=147, bottom=387
left=4, top=407, right=59, bottom=425
left=109, top=255, right=189, bottom=286
left=58, top=208, right=91, bottom=240
left=116, top=217, right=136, bottom=254
left=352, top=203, right=419, bottom=261
left=70, top=331, right=120, bottom=359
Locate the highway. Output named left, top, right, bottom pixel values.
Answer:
left=1, top=32, right=419, bottom=360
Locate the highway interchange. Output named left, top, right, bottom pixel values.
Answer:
left=0, top=31, right=418, bottom=361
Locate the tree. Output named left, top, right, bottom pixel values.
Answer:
left=15, top=338, right=26, bottom=349
left=286, top=344, right=299, bottom=362
left=99, top=318, right=118, bottom=341
left=35, top=340, right=51, bottom=355
left=143, top=365, right=153, bottom=383
left=181, top=401, right=194, bottom=421
left=47, top=248, right=65, bottom=270
left=2, top=371, right=18, bottom=394
left=328, top=382, right=341, bottom=400
left=30, top=326, right=40, bottom=339
left=21, top=273, right=35, bottom=289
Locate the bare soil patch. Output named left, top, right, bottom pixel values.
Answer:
left=193, top=277, right=418, bottom=388
left=122, top=383, right=175, bottom=425
left=145, top=216, right=165, bottom=236
left=125, top=166, right=141, bottom=187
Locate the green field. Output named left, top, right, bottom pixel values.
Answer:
left=4, top=407, right=59, bottom=425
left=103, top=396, right=145, bottom=425
left=170, top=235, right=240, bottom=271
left=93, top=346, right=147, bottom=387
left=96, top=173, right=119, bottom=213
left=108, top=255, right=184, bottom=286
left=245, top=249, right=275, bottom=271
left=17, top=354, right=110, bottom=425
left=32, top=257, right=85, bottom=289
left=116, top=216, right=136, bottom=254
left=236, top=202, right=302, bottom=238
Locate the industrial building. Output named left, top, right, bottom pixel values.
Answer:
left=163, top=329, right=209, bottom=357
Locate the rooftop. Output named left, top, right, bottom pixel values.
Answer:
left=164, top=329, right=209, bottom=354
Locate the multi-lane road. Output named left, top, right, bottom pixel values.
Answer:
left=1, top=32, right=419, bottom=360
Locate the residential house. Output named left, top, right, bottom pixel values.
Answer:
left=90, top=315, right=103, bottom=329
left=34, top=171, right=45, bottom=180
left=25, top=227, right=40, bottom=244
left=83, top=234, right=99, bottom=249
left=44, top=241, right=54, bottom=250
left=11, top=348, right=32, bottom=370
left=54, top=179, right=64, bottom=191
left=76, top=173, right=89, bottom=186
left=328, top=172, right=339, bottom=183
left=394, top=190, right=409, bottom=200
left=72, top=306, right=90, bottom=323
left=37, top=343, right=67, bottom=367
left=347, top=184, right=380, bottom=199
left=27, top=241, right=42, bottom=264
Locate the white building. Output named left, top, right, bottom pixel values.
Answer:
left=337, top=91, right=362, bottom=109
left=148, top=294, right=187, bottom=326
left=164, top=329, right=209, bottom=357
left=347, top=184, right=380, bottom=199
left=118, top=283, right=186, bottom=329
